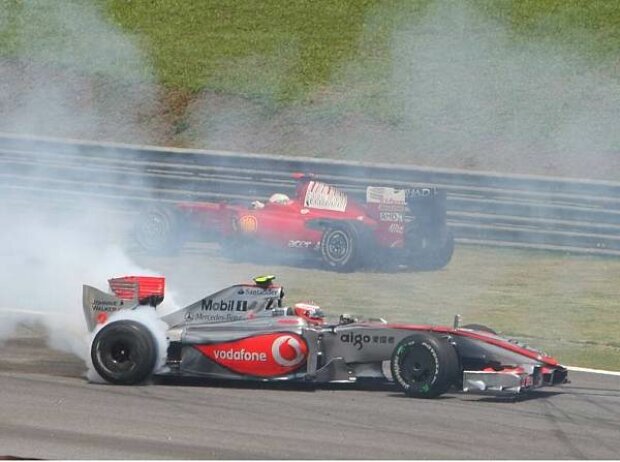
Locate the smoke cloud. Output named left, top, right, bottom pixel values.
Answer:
left=0, top=1, right=167, bottom=144
left=386, top=1, right=620, bottom=177
left=182, top=1, right=620, bottom=180
left=0, top=1, right=175, bottom=378
left=0, top=206, right=172, bottom=358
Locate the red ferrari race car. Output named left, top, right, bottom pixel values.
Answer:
left=85, top=275, right=568, bottom=398
left=133, top=175, right=454, bottom=271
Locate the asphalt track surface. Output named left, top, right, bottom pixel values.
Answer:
left=0, top=331, right=619, bottom=460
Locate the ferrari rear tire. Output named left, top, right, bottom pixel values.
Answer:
left=390, top=332, right=459, bottom=398
left=133, top=205, right=185, bottom=256
left=91, top=320, right=157, bottom=385
left=319, top=224, right=359, bottom=272
left=407, top=227, right=454, bottom=271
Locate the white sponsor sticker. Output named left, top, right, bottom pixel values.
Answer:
left=304, top=181, right=348, bottom=212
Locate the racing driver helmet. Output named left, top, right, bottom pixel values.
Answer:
left=293, top=303, right=325, bottom=325
left=268, top=193, right=291, bottom=205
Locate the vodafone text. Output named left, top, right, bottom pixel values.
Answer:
left=213, top=349, right=267, bottom=361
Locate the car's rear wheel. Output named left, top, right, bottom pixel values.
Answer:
left=319, top=224, right=359, bottom=272
left=390, top=332, right=459, bottom=398
left=407, top=227, right=454, bottom=271
left=91, top=320, right=157, bottom=385
left=133, top=205, right=185, bottom=256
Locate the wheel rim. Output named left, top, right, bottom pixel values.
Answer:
left=111, top=342, right=130, bottom=364
left=326, top=230, right=350, bottom=262
left=98, top=337, right=137, bottom=374
left=399, top=345, right=436, bottom=386
left=136, top=213, right=169, bottom=249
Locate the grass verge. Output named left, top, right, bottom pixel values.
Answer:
left=2, top=0, right=619, bottom=102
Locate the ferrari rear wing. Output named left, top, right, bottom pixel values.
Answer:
left=366, top=185, right=448, bottom=229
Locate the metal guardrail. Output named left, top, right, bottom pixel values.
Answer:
left=1, top=133, right=620, bottom=256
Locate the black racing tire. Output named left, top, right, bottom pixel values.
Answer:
left=390, top=332, right=459, bottom=398
left=461, top=324, right=498, bottom=335
left=133, top=205, right=185, bottom=256
left=319, top=224, right=359, bottom=272
left=91, top=320, right=158, bottom=385
left=407, top=227, right=455, bottom=271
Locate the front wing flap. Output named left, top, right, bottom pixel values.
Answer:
left=462, top=365, right=568, bottom=394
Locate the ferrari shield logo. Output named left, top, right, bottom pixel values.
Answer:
left=238, top=215, right=258, bottom=233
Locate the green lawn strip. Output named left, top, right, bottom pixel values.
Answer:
left=0, top=0, right=154, bottom=80
left=0, top=0, right=21, bottom=56
left=5, top=0, right=619, bottom=101
left=101, top=0, right=620, bottom=101
left=479, top=0, right=620, bottom=65
left=104, top=0, right=393, bottom=103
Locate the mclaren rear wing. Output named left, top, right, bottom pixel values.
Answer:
left=82, top=276, right=165, bottom=331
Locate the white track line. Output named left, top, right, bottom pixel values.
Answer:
left=2, top=307, right=620, bottom=376
left=565, top=366, right=620, bottom=376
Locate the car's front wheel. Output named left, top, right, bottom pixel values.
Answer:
left=91, top=320, right=158, bottom=385
left=390, top=332, right=459, bottom=398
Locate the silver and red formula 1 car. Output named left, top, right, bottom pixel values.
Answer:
left=84, top=275, right=567, bottom=398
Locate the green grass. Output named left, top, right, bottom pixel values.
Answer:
left=3, top=0, right=620, bottom=104
left=104, top=0, right=404, bottom=103
left=148, top=244, right=620, bottom=371
left=107, top=0, right=620, bottom=104
left=482, top=0, right=620, bottom=62
left=0, top=0, right=154, bottom=81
